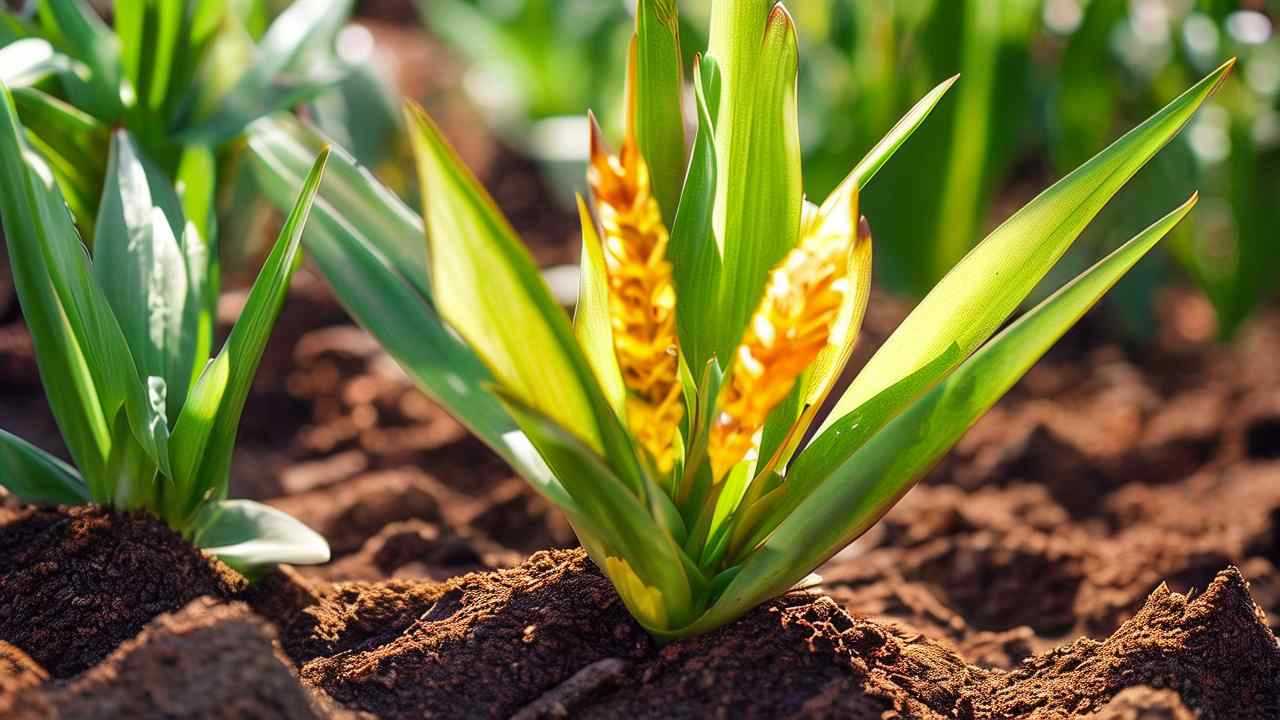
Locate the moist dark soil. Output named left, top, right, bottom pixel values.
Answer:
left=0, top=506, right=244, bottom=679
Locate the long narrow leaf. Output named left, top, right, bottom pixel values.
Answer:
left=0, top=82, right=135, bottom=495
left=712, top=5, right=802, bottom=362
left=242, top=117, right=577, bottom=510
left=169, top=148, right=328, bottom=518
left=817, top=60, right=1232, bottom=440
left=11, top=86, right=108, bottom=231
left=406, top=103, right=631, bottom=478
left=573, top=195, right=625, bottom=417
left=820, top=74, right=959, bottom=221
left=631, top=0, right=684, bottom=223
left=691, top=195, right=1198, bottom=636
left=668, top=54, right=721, bottom=375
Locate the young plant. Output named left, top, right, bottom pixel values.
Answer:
left=247, top=2, right=1226, bottom=638
left=0, top=81, right=331, bottom=575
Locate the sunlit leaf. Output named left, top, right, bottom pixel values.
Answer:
left=195, top=499, right=330, bottom=573
left=692, top=194, right=1198, bottom=636
left=711, top=4, right=802, bottom=362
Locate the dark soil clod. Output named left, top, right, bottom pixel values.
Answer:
left=0, top=506, right=243, bottom=678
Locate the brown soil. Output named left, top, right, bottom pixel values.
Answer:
left=3, top=283, right=1280, bottom=717
left=13, top=599, right=325, bottom=719
left=0, top=506, right=244, bottom=678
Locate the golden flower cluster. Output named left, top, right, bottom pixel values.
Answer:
left=588, top=120, right=683, bottom=473
left=708, top=209, right=852, bottom=480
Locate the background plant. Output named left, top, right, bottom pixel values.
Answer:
left=1045, top=0, right=1279, bottom=339
left=0, top=78, right=331, bottom=575
left=248, top=0, right=1226, bottom=637
left=0, top=0, right=388, bottom=265
left=414, top=0, right=1277, bottom=336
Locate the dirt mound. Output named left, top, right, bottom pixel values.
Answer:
left=295, top=550, right=652, bottom=719
left=982, top=568, right=1280, bottom=719
left=15, top=598, right=342, bottom=720
left=0, top=506, right=243, bottom=678
left=264, top=550, right=1279, bottom=719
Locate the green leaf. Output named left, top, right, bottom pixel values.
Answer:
left=818, top=60, right=1233, bottom=440
left=668, top=54, right=721, bottom=376
left=11, top=86, right=109, bottom=231
left=631, top=0, right=684, bottom=224
left=169, top=147, right=328, bottom=519
left=37, top=0, right=122, bottom=119
left=93, top=130, right=192, bottom=423
left=690, top=194, right=1198, bottom=638
left=820, top=74, right=959, bottom=222
left=194, top=499, right=330, bottom=573
left=711, top=4, right=802, bottom=362
left=406, top=103, right=624, bottom=469
left=0, top=81, right=136, bottom=498
left=175, top=143, right=218, bottom=386
left=0, top=38, right=74, bottom=87
left=0, top=428, right=90, bottom=505
left=185, top=0, right=353, bottom=144
left=242, top=117, right=577, bottom=510
left=573, top=195, right=625, bottom=417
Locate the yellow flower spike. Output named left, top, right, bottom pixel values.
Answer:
left=708, top=208, right=854, bottom=481
left=587, top=115, right=683, bottom=473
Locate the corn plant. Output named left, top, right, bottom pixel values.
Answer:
left=247, top=2, right=1226, bottom=638
left=0, top=81, right=331, bottom=575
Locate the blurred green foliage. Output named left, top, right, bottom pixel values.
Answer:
left=421, top=0, right=1277, bottom=338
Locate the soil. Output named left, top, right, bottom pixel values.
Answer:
left=2, top=13, right=1280, bottom=720
left=0, top=506, right=244, bottom=679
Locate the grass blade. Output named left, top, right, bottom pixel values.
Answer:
left=170, top=148, right=328, bottom=517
